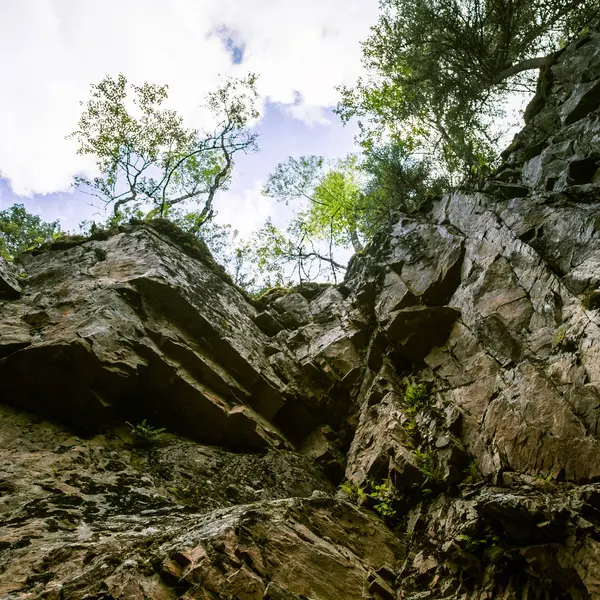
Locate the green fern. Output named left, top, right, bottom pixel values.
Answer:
left=126, top=419, right=167, bottom=444
left=368, top=482, right=397, bottom=518
left=340, top=480, right=367, bottom=503
left=404, top=381, right=429, bottom=415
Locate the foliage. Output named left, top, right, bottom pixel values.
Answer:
left=340, top=480, right=368, bottom=503
left=463, top=459, right=483, bottom=484
left=404, top=381, right=429, bottom=416
left=221, top=217, right=347, bottom=292
left=368, top=482, right=397, bottom=518
left=70, top=73, right=259, bottom=224
left=340, top=479, right=397, bottom=520
left=240, top=220, right=293, bottom=290
left=551, top=325, right=577, bottom=351
left=401, top=381, right=430, bottom=441
left=126, top=419, right=167, bottom=445
left=455, top=529, right=506, bottom=563
left=336, top=0, right=599, bottom=177
left=413, top=447, right=442, bottom=483
left=534, top=472, right=557, bottom=492
left=360, top=140, right=447, bottom=214
left=260, top=141, right=443, bottom=285
left=168, top=484, right=205, bottom=505
left=582, top=290, right=600, bottom=311
left=0, top=204, right=62, bottom=260
left=264, top=154, right=365, bottom=253
left=264, top=144, right=441, bottom=249
left=552, top=325, right=567, bottom=347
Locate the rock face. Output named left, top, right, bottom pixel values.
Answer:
left=3, top=30, right=600, bottom=600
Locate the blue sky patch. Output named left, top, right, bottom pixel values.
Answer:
left=214, top=25, right=245, bottom=65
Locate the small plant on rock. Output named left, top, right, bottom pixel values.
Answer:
left=404, top=381, right=429, bottom=416
left=413, top=447, right=442, bottom=484
left=368, top=482, right=397, bottom=519
left=455, top=529, right=505, bottom=563
left=340, top=479, right=398, bottom=520
left=552, top=325, right=567, bottom=348
left=340, top=480, right=368, bottom=503
left=126, top=419, right=167, bottom=445
left=463, top=459, right=482, bottom=484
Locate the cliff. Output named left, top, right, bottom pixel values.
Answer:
left=2, top=30, right=600, bottom=600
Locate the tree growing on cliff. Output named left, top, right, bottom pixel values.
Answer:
left=263, top=144, right=443, bottom=246
left=70, top=73, right=259, bottom=230
left=263, top=154, right=365, bottom=253
left=258, top=142, right=443, bottom=284
left=0, top=204, right=62, bottom=260
left=337, top=0, right=599, bottom=176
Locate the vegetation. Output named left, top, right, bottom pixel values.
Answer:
left=404, top=381, right=430, bottom=416
left=336, top=0, right=598, bottom=177
left=401, top=380, right=430, bottom=440
left=455, top=528, right=506, bottom=563
left=552, top=325, right=568, bottom=348
left=1, top=3, right=595, bottom=288
left=126, top=419, right=167, bottom=445
left=413, top=447, right=443, bottom=484
left=463, top=459, right=483, bottom=484
left=0, top=204, right=62, bottom=260
left=70, top=73, right=259, bottom=228
left=340, top=479, right=397, bottom=520
left=341, top=480, right=368, bottom=503
left=368, top=482, right=397, bottom=518
left=258, top=142, right=444, bottom=285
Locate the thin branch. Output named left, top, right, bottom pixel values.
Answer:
left=296, top=251, right=346, bottom=270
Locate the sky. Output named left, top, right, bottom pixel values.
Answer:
left=0, top=0, right=380, bottom=240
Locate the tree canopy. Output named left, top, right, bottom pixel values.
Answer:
left=337, top=0, right=599, bottom=176
left=0, top=204, right=62, bottom=260
left=71, top=73, right=260, bottom=228
left=263, top=154, right=365, bottom=252
left=258, top=141, right=444, bottom=285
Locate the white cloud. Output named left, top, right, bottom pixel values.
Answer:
left=0, top=0, right=378, bottom=196
left=214, top=180, right=278, bottom=240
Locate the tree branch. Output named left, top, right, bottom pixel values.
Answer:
left=296, top=251, right=346, bottom=270
left=492, top=55, right=549, bottom=84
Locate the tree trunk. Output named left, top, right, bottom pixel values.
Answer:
left=349, top=228, right=364, bottom=253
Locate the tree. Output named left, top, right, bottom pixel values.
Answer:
left=71, top=73, right=260, bottom=228
left=359, top=140, right=447, bottom=222
left=242, top=218, right=347, bottom=289
left=168, top=207, right=252, bottom=282
left=264, top=154, right=365, bottom=252
left=264, top=143, right=441, bottom=247
left=0, top=204, right=62, bottom=260
left=337, top=0, right=599, bottom=176
left=260, top=142, right=443, bottom=284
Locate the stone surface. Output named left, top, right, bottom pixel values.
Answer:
left=2, top=29, right=600, bottom=600
left=0, top=257, right=21, bottom=299
left=0, top=404, right=337, bottom=599
left=0, top=222, right=364, bottom=454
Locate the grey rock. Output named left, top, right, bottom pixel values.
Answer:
left=0, top=257, right=21, bottom=298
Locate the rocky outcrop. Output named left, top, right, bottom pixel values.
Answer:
left=2, top=29, right=600, bottom=600
left=0, top=404, right=400, bottom=600
left=0, top=257, right=21, bottom=299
